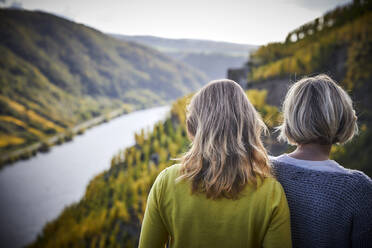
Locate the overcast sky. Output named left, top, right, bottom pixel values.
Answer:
left=1, top=0, right=351, bottom=45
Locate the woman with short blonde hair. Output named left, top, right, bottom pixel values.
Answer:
left=139, top=79, right=292, bottom=248
left=278, top=74, right=357, bottom=145
left=272, top=74, right=372, bottom=248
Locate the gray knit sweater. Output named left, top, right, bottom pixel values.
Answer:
left=271, top=160, right=372, bottom=248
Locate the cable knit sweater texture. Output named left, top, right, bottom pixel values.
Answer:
left=271, top=160, right=372, bottom=248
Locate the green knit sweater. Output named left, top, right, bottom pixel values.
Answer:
left=139, top=164, right=292, bottom=248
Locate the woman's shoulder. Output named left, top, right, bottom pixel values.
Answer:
left=270, top=156, right=372, bottom=195
left=346, top=169, right=372, bottom=194
left=256, top=176, right=286, bottom=196
left=159, top=163, right=181, bottom=177
left=150, top=164, right=182, bottom=198
left=154, top=164, right=181, bottom=185
left=260, top=176, right=282, bottom=186
left=270, top=155, right=365, bottom=176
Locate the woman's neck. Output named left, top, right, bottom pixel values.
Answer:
left=289, top=143, right=332, bottom=161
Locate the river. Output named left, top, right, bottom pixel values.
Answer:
left=0, top=106, right=170, bottom=248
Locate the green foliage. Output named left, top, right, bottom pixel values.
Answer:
left=0, top=9, right=206, bottom=155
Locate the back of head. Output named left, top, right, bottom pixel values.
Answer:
left=278, top=74, right=358, bottom=145
left=178, top=79, right=271, bottom=199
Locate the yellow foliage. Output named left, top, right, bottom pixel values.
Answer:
left=0, top=115, right=46, bottom=139
left=361, top=124, right=367, bottom=132
left=26, top=110, right=65, bottom=132
left=0, top=96, right=64, bottom=132
left=27, top=127, right=46, bottom=138
left=0, top=115, right=27, bottom=127
left=0, top=134, right=25, bottom=147
left=246, top=89, right=267, bottom=108
left=330, top=144, right=346, bottom=159
left=0, top=95, right=26, bottom=113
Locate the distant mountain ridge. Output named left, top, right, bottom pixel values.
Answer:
left=110, top=34, right=257, bottom=55
left=111, top=34, right=258, bottom=80
left=0, top=9, right=207, bottom=155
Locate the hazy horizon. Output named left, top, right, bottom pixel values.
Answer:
left=0, top=0, right=351, bottom=45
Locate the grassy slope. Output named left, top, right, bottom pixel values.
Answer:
left=0, top=9, right=207, bottom=154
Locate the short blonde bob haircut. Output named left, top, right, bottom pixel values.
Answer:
left=178, top=79, right=272, bottom=199
left=278, top=74, right=358, bottom=145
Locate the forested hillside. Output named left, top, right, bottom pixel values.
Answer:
left=246, top=0, right=372, bottom=176
left=28, top=89, right=280, bottom=248
left=0, top=9, right=206, bottom=156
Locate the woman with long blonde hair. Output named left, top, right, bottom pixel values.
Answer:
left=139, top=79, right=292, bottom=248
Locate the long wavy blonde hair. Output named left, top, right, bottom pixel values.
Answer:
left=178, top=79, right=272, bottom=199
